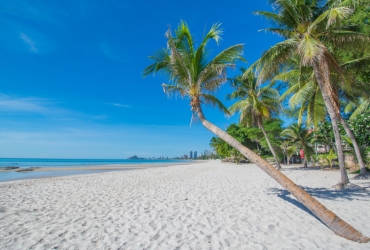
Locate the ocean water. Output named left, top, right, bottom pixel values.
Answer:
left=0, top=158, right=189, bottom=182
left=0, top=158, right=187, bottom=168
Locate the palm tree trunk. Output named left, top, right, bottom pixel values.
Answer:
left=338, top=116, right=368, bottom=176
left=282, top=148, right=288, bottom=165
left=259, top=122, right=281, bottom=170
left=312, top=59, right=349, bottom=186
left=303, top=159, right=308, bottom=168
left=193, top=103, right=369, bottom=243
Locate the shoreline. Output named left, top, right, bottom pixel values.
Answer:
left=0, top=160, right=205, bottom=183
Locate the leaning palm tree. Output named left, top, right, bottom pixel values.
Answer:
left=144, top=20, right=369, bottom=242
left=227, top=71, right=282, bottom=169
left=247, top=0, right=369, bottom=186
left=281, top=123, right=315, bottom=168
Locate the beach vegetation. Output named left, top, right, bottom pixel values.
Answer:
left=227, top=70, right=283, bottom=169
left=144, top=19, right=370, bottom=243
left=247, top=0, right=370, bottom=185
left=319, top=149, right=339, bottom=170
left=210, top=124, right=262, bottom=162
left=281, top=123, right=315, bottom=168
left=280, top=140, right=297, bottom=165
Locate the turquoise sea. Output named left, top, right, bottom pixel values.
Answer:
left=0, top=158, right=189, bottom=182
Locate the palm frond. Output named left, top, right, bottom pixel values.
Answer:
left=202, top=94, right=230, bottom=115
left=143, top=49, right=170, bottom=76
left=244, top=39, right=297, bottom=82
left=161, top=84, right=187, bottom=97
left=298, top=34, right=321, bottom=66
left=349, top=99, right=370, bottom=119
left=208, top=44, right=245, bottom=66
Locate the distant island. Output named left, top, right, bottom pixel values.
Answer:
left=127, top=155, right=145, bottom=160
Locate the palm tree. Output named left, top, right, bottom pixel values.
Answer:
left=247, top=0, right=369, bottom=186
left=273, top=57, right=327, bottom=128
left=227, top=71, right=282, bottom=169
left=281, top=140, right=297, bottom=165
left=144, top=20, right=369, bottom=242
left=281, top=124, right=315, bottom=168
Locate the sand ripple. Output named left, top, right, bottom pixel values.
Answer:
left=0, top=161, right=369, bottom=249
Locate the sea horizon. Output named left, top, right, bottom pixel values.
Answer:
left=0, top=158, right=193, bottom=182
left=0, top=157, right=191, bottom=168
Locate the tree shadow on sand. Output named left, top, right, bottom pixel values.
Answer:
left=268, top=185, right=370, bottom=226
left=281, top=166, right=322, bottom=171
left=281, top=166, right=345, bottom=171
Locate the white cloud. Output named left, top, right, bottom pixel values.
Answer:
left=109, top=103, right=131, bottom=108
left=0, top=94, right=48, bottom=113
left=20, top=32, right=38, bottom=53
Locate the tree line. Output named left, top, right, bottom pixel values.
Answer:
left=144, top=0, right=370, bottom=242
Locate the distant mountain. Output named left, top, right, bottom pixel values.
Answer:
left=127, top=155, right=145, bottom=160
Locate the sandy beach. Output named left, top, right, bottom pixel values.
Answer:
left=0, top=160, right=369, bottom=249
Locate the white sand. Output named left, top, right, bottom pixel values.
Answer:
left=0, top=161, right=369, bottom=249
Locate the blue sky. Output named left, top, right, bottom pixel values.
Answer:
left=0, top=0, right=283, bottom=158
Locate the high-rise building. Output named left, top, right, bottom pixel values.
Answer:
left=194, top=151, right=197, bottom=158
left=190, top=151, right=193, bottom=159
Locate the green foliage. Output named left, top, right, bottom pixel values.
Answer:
left=311, top=154, right=321, bottom=167
left=143, top=20, right=244, bottom=121
left=337, top=1, right=370, bottom=85
left=346, top=111, right=370, bottom=146
left=230, top=148, right=245, bottom=164
left=209, top=120, right=285, bottom=160
left=227, top=70, right=281, bottom=127
left=316, top=113, right=370, bottom=148
left=247, top=0, right=369, bottom=83
left=247, top=119, right=284, bottom=159
left=197, top=154, right=220, bottom=160
left=319, top=149, right=338, bottom=170
left=210, top=124, right=260, bottom=159
left=281, top=123, right=316, bottom=163
left=315, top=121, right=336, bottom=149
left=274, top=57, right=327, bottom=128
left=281, top=140, right=297, bottom=164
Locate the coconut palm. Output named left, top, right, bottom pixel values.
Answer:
left=281, top=123, right=315, bottom=168
left=144, top=20, right=369, bottom=242
left=273, top=57, right=327, bottom=128
left=280, top=140, right=297, bottom=165
left=247, top=0, right=369, bottom=186
left=276, top=57, right=370, bottom=174
left=227, top=71, right=282, bottom=169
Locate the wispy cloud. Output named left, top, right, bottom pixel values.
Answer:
left=108, top=103, right=131, bottom=108
left=0, top=94, right=48, bottom=113
left=20, top=32, right=38, bottom=53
